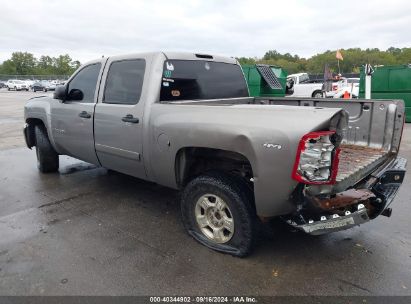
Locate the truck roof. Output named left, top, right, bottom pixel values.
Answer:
left=84, top=52, right=238, bottom=66
left=287, top=73, right=308, bottom=78
left=163, top=52, right=237, bottom=64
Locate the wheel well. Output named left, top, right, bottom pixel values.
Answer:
left=25, top=118, right=45, bottom=148
left=312, top=90, right=323, bottom=97
left=175, top=147, right=254, bottom=189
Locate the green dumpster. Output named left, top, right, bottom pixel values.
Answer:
left=359, top=65, right=411, bottom=122
left=242, top=64, right=287, bottom=97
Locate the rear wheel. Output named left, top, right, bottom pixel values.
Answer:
left=181, top=172, right=256, bottom=257
left=35, top=125, right=59, bottom=173
left=312, top=90, right=324, bottom=98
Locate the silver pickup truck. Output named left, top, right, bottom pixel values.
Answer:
left=24, top=52, right=407, bottom=257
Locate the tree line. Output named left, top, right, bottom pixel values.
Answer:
left=237, top=47, right=411, bottom=74
left=1, top=48, right=411, bottom=76
left=0, top=52, right=81, bottom=76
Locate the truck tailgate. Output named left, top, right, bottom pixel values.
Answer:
left=337, top=144, right=388, bottom=190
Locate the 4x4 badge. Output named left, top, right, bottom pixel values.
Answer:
left=263, top=143, right=282, bottom=150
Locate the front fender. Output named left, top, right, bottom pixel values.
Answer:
left=24, top=96, right=58, bottom=152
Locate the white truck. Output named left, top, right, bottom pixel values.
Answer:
left=286, top=73, right=324, bottom=98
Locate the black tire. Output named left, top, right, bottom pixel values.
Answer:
left=181, top=172, right=256, bottom=257
left=35, top=125, right=59, bottom=173
left=7, top=87, right=10, bottom=91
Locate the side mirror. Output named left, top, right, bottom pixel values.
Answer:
left=53, top=85, right=67, bottom=100
left=67, top=89, right=84, bottom=101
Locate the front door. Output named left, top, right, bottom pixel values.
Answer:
left=94, top=55, right=149, bottom=179
left=50, top=61, right=103, bottom=165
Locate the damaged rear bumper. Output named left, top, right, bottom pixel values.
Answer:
left=289, top=156, right=407, bottom=235
left=291, top=206, right=369, bottom=235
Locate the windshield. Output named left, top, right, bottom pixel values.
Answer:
left=160, top=60, right=248, bottom=101
left=299, top=74, right=310, bottom=83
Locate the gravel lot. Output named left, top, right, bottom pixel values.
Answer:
left=0, top=89, right=410, bottom=296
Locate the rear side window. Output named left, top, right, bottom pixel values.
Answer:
left=160, top=60, right=248, bottom=101
left=68, top=63, right=101, bottom=103
left=103, top=59, right=145, bottom=105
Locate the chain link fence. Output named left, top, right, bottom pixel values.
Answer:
left=0, top=74, right=70, bottom=81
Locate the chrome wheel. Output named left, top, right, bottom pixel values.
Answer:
left=195, top=194, right=234, bottom=243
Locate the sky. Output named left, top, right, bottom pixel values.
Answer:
left=1, top=0, right=411, bottom=63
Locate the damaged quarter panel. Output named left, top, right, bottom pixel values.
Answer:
left=148, top=103, right=346, bottom=217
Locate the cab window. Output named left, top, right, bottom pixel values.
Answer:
left=103, top=59, right=146, bottom=105
left=160, top=60, right=248, bottom=101
left=67, top=63, right=101, bottom=103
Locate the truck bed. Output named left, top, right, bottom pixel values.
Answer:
left=166, top=97, right=404, bottom=194
left=337, top=144, right=388, bottom=185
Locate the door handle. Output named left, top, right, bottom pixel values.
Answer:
left=122, top=114, right=139, bottom=123
left=79, top=111, right=91, bottom=119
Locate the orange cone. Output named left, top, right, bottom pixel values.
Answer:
left=343, top=91, right=350, bottom=99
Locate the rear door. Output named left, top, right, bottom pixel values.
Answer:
left=50, top=61, right=104, bottom=164
left=94, top=54, right=151, bottom=179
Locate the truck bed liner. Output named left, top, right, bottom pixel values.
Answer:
left=337, top=145, right=388, bottom=184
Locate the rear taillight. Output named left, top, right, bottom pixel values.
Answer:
left=332, top=85, right=338, bottom=91
left=292, top=131, right=340, bottom=185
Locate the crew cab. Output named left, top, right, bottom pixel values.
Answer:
left=24, top=52, right=407, bottom=257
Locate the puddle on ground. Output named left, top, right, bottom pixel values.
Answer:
left=59, top=163, right=98, bottom=175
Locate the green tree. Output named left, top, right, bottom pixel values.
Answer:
left=392, top=48, right=411, bottom=64
left=0, top=60, right=17, bottom=74
left=241, top=47, right=411, bottom=75
left=0, top=52, right=81, bottom=76
left=9, top=52, right=37, bottom=74
left=53, top=54, right=74, bottom=75
left=36, top=55, right=54, bottom=74
left=236, top=57, right=257, bottom=65
left=71, top=60, right=81, bottom=71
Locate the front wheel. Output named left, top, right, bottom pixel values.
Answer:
left=181, top=172, right=256, bottom=257
left=35, top=125, right=59, bottom=173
